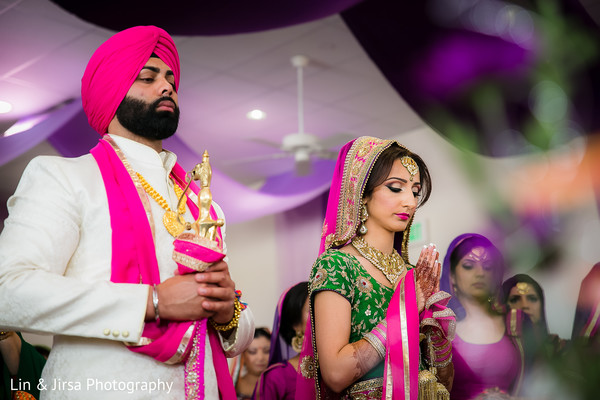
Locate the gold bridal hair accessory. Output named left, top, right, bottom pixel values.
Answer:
left=516, top=282, right=532, bottom=295
left=351, top=236, right=406, bottom=286
left=401, top=156, right=419, bottom=182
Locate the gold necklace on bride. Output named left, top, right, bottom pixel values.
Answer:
left=351, top=236, right=406, bottom=286
left=136, top=172, right=190, bottom=237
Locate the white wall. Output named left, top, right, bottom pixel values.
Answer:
left=225, top=195, right=324, bottom=330
left=225, top=214, right=281, bottom=330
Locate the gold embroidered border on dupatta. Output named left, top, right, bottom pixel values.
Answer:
left=330, top=137, right=397, bottom=249
left=105, top=136, right=157, bottom=245
left=345, top=377, right=383, bottom=399
left=385, top=276, right=412, bottom=399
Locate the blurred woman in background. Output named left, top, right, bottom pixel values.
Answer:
left=253, top=281, right=309, bottom=400
left=233, top=327, right=271, bottom=400
left=1, top=331, right=46, bottom=400
left=441, top=233, right=531, bottom=400
left=502, top=273, right=566, bottom=358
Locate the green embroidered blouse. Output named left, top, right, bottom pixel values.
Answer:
left=309, top=249, right=397, bottom=381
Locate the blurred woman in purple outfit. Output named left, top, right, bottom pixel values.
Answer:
left=252, top=281, right=309, bottom=400
left=441, top=233, right=531, bottom=400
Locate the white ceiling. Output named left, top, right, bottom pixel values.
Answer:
left=0, top=0, right=426, bottom=186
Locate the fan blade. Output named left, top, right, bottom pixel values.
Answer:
left=223, top=152, right=290, bottom=165
left=318, top=132, right=356, bottom=149
left=315, top=149, right=339, bottom=160
left=248, top=137, right=284, bottom=149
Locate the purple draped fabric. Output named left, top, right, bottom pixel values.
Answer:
left=50, top=0, right=364, bottom=35
left=8, top=0, right=600, bottom=225
left=15, top=0, right=600, bottom=161
left=253, top=360, right=297, bottom=400
left=341, top=0, right=600, bottom=156
left=0, top=100, right=81, bottom=167
left=48, top=0, right=600, bottom=158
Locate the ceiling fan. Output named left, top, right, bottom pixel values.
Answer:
left=231, top=55, right=354, bottom=176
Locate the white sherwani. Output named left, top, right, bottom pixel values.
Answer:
left=0, top=135, right=254, bottom=399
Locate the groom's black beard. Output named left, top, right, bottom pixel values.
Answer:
left=115, top=96, right=180, bottom=140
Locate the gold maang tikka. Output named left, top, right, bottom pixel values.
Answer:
left=516, top=282, right=531, bottom=295
left=401, top=156, right=418, bottom=181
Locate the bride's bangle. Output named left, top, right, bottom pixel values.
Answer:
left=362, top=320, right=387, bottom=359
left=426, top=331, right=453, bottom=368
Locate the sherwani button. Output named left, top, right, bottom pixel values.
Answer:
left=122, top=331, right=129, bottom=338
left=112, top=330, right=120, bottom=337
left=103, top=329, right=111, bottom=336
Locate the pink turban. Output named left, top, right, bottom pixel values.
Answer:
left=81, top=26, right=180, bottom=134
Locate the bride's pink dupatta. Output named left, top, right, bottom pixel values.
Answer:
left=91, top=137, right=236, bottom=399
left=383, top=268, right=420, bottom=399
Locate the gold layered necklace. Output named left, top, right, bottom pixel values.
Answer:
left=352, top=236, right=406, bottom=286
left=136, top=172, right=189, bottom=237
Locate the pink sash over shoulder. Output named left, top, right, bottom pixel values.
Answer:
left=91, top=138, right=235, bottom=400
left=383, top=268, right=420, bottom=399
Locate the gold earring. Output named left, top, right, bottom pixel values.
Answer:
left=358, top=204, right=368, bottom=235
left=291, top=329, right=304, bottom=353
